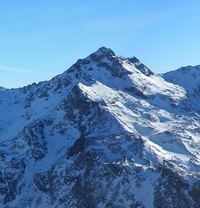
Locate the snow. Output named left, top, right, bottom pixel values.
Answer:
left=1, top=47, right=200, bottom=207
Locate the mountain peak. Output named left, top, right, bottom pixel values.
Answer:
left=0, top=86, right=5, bottom=90
left=163, top=65, right=200, bottom=97
left=164, top=65, right=200, bottom=76
left=127, top=56, right=140, bottom=63
left=2, top=47, right=200, bottom=207
left=94, top=46, right=116, bottom=57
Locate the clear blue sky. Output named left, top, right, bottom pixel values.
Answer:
left=1, top=0, right=200, bottom=88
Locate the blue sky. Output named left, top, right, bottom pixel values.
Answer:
left=1, top=0, right=200, bottom=88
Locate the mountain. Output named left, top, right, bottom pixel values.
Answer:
left=1, top=47, right=200, bottom=208
left=164, top=65, right=200, bottom=94
left=164, top=65, right=200, bottom=111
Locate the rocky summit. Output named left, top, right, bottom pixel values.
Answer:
left=1, top=47, right=200, bottom=208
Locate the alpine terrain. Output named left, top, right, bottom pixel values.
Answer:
left=1, top=47, right=200, bottom=208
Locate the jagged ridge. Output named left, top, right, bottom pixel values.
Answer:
left=0, top=47, right=200, bottom=208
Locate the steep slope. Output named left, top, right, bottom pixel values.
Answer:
left=164, top=65, right=200, bottom=112
left=0, top=47, right=200, bottom=208
left=164, top=65, right=200, bottom=95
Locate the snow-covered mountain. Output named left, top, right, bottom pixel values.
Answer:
left=164, top=65, right=200, bottom=111
left=1, top=47, right=200, bottom=208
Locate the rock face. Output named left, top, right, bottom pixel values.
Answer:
left=1, top=47, right=200, bottom=207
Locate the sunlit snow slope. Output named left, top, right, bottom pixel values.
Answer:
left=0, top=47, right=200, bottom=208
